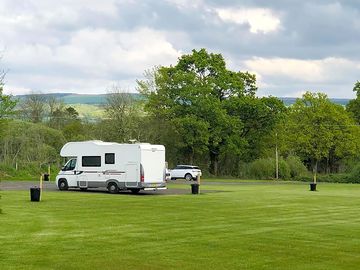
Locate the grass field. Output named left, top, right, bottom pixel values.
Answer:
left=1, top=183, right=360, bottom=269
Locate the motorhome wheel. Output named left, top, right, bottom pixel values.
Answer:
left=107, top=183, right=119, bottom=194
left=58, top=179, right=69, bottom=191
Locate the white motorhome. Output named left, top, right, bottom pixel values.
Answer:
left=56, top=141, right=167, bottom=194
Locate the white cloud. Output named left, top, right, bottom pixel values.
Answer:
left=244, top=57, right=360, bottom=83
left=245, top=57, right=324, bottom=82
left=2, top=27, right=181, bottom=94
left=1, top=0, right=360, bottom=98
left=215, top=8, right=281, bottom=34
left=4, top=73, right=136, bottom=95
left=166, top=0, right=204, bottom=9
left=243, top=57, right=360, bottom=98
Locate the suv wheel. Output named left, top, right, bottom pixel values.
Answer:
left=185, top=173, right=193, bottom=181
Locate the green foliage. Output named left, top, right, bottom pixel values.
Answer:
left=353, top=80, right=360, bottom=97
left=286, top=155, right=308, bottom=178
left=284, top=92, right=360, bottom=180
left=100, top=90, right=143, bottom=143
left=225, top=95, right=287, bottom=161
left=248, top=158, right=275, bottom=179
left=0, top=120, right=66, bottom=164
left=0, top=85, right=17, bottom=118
left=0, top=163, right=59, bottom=181
left=293, top=174, right=349, bottom=183
left=139, top=49, right=285, bottom=174
left=62, top=121, right=87, bottom=141
left=246, top=157, right=290, bottom=180
left=278, top=158, right=291, bottom=179
left=239, top=156, right=305, bottom=180
left=19, top=93, right=47, bottom=122
left=347, top=163, right=360, bottom=183
left=292, top=161, right=360, bottom=183
left=346, top=81, right=360, bottom=123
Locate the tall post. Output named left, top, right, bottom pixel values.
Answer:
left=39, top=174, right=43, bottom=201
left=197, top=174, right=200, bottom=194
left=275, top=132, right=279, bottom=180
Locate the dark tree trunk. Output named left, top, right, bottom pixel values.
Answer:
left=210, top=151, right=219, bottom=176
left=188, top=150, right=194, bottom=165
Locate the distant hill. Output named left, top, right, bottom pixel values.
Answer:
left=15, top=93, right=142, bottom=105
left=15, top=93, right=350, bottom=106
left=279, top=97, right=350, bottom=106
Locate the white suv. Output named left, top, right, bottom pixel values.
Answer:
left=170, top=165, right=202, bottom=181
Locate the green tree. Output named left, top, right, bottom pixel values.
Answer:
left=48, top=96, right=80, bottom=129
left=48, top=96, right=66, bottom=128
left=101, top=89, right=142, bottom=143
left=0, top=79, right=17, bottom=119
left=225, top=95, right=286, bottom=161
left=65, top=106, right=79, bottom=119
left=285, top=92, right=360, bottom=182
left=19, top=93, right=46, bottom=123
left=138, top=49, right=284, bottom=175
left=62, top=121, right=86, bottom=141
left=0, top=120, right=66, bottom=165
left=346, top=81, right=360, bottom=123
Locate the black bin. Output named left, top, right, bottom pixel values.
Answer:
left=191, top=184, right=199, bottom=194
left=30, top=187, right=41, bottom=202
left=310, top=183, right=317, bottom=191
left=43, top=173, right=49, bottom=181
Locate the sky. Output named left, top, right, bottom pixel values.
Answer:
left=1, top=0, right=359, bottom=98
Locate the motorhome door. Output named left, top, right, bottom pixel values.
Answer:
left=125, top=163, right=138, bottom=187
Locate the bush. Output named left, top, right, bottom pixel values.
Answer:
left=279, top=158, right=291, bottom=179
left=286, top=155, right=308, bottom=178
left=294, top=173, right=351, bottom=183
left=347, top=163, right=360, bottom=183
left=248, top=158, right=275, bottom=179
left=245, top=157, right=300, bottom=180
left=0, top=162, right=60, bottom=181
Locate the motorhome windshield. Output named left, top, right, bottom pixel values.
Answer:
left=62, top=158, right=77, bottom=171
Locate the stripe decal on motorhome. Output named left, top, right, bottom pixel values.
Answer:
left=75, top=171, right=125, bottom=175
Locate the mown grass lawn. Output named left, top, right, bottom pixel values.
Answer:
left=1, top=183, right=360, bottom=269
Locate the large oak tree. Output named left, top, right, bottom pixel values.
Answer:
left=138, top=49, right=285, bottom=175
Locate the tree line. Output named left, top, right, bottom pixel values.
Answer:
left=1, top=49, right=360, bottom=180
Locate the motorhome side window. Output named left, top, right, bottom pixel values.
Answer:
left=82, top=156, right=101, bottom=167
left=105, top=153, right=115, bottom=164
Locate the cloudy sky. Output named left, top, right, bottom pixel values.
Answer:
left=1, top=0, right=359, bottom=98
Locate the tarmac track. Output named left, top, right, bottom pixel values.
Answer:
left=0, top=180, right=219, bottom=195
